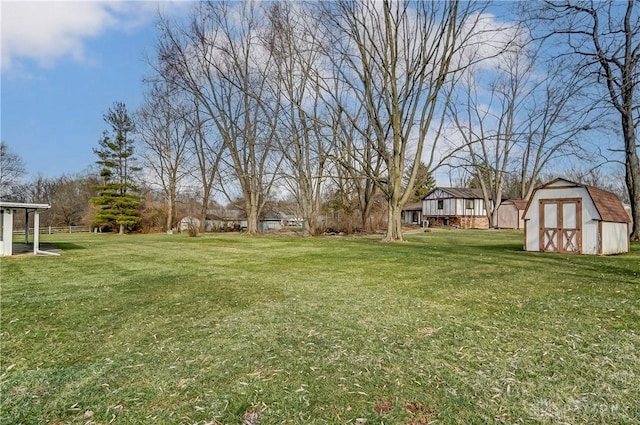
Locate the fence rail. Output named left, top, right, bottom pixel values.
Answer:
left=13, top=226, right=91, bottom=235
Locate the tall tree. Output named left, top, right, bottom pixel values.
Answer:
left=0, top=142, right=27, bottom=201
left=266, top=1, right=330, bottom=236
left=446, top=38, right=592, bottom=227
left=526, top=0, right=640, bottom=239
left=91, top=102, right=143, bottom=234
left=137, top=82, right=193, bottom=231
left=316, top=0, right=492, bottom=241
left=187, top=100, right=225, bottom=233
left=156, top=1, right=281, bottom=234
left=50, top=174, right=98, bottom=226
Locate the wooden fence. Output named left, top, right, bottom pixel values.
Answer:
left=13, top=226, right=91, bottom=235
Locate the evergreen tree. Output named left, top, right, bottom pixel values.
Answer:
left=404, top=162, right=436, bottom=203
left=91, top=102, right=143, bottom=234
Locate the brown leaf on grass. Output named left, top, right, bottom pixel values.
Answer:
left=373, top=398, right=393, bottom=415
left=242, top=411, right=260, bottom=425
left=404, top=401, right=436, bottom=425
left=242, top=403, right=265, bottom=425
left=404, top=401, right=423, bottom=414
left=417, top=327, right=438, bottom=336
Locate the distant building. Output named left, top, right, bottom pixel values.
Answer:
left=422, top=188, right=491, bottom=229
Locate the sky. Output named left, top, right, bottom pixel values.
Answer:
left=0, top=1, right=625, bottom=190
left=1, top=1, right=189, bottom=180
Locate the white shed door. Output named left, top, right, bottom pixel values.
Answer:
left=539, top=199, right=582, bottom=253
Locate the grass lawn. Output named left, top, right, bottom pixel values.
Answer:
left=1, top=230, right=639, bottom=424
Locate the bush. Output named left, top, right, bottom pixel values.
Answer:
left=186, top=221, right=199, bottom=237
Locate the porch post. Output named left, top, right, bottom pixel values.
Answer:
left=33, top=211, right=40, bottom=255
left=1, top=209, right=14, bottom=256
left=24, top=209, right=29, bottom=244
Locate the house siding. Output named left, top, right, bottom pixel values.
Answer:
left=423, top=189, right=488, bottom=229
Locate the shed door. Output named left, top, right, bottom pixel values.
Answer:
left=539, top=199, right=582, bottom=253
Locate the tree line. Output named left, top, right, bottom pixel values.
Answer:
left=2, top=1, right=638, bottom=241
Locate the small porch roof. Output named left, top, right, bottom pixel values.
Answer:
left=0, top=201, right=51, bottom=210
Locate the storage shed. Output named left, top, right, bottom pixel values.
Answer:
left=496, top=200, right=527, bottom=229
left=523, top=178, right=631, bottom=255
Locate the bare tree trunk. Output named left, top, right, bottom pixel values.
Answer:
left=245, top=190, right=260, bottom=234
left=166, top=189, right=174, bottom=231
left=622, top=113, right=640, bottom=240
left=384, top=191, right=403, bottom=242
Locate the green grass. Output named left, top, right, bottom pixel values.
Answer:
left=1, top=230, right=639, bottom=424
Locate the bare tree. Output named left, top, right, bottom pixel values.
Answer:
left=265, top=2, right=329, bottom=236
left=446, top=38, right=593, bottom=227
left=0, top=142, right=27, bottom=201
left=137, top=82, right=194, bottom=231
left=315, top=0, right=491, bottom=241
left=328, top=103, right=383, bottom=233
left=187, top=100, right=225, bottom=233
left=526, top=0, right=640, bottom=239
left=156, top=1, right=281, bottom=234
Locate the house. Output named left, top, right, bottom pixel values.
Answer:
left=207, top=208, right=248, bottom=231
left=422, top=187, right=490, bottom=229
left=177, top=216, right=201, bottom=232
left=496, top=199, right=527, bottom=229
left=1, top=202, right=53, bottom=256
left=258, top=211, right=284, bottom=232
left=401, top=202, right=423, bottom=225
left=179, top=208, right=294, bottom=233
left=523, top=178, right=631, bottom=255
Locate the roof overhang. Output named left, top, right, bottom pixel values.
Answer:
left=0, top=202, right=51, bottom=210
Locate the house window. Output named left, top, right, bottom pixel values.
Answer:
left=437, top=200, right=444, bottom=210
left=465, top=199, right=474, bottom=209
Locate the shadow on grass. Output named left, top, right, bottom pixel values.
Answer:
left=50, top=242, right=86, bottom=251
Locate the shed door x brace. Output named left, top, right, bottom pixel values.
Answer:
left=539, top=198, right=582, bottom=254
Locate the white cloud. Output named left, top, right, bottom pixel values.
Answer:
left=0, top=1, right=189, bottom=70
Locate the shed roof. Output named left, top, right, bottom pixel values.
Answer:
left=585, top=185, right=631, bottom=223
left=526, top=178, right=630, bottom=223
left=501, top=199, right=528, bottom=210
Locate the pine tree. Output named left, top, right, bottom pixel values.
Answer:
left=404, top=162, right=436, bottom=203
left=91, top=102, right=143, bottom=234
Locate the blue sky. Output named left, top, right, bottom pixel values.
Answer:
left=1, top=1, right=189, bottom=179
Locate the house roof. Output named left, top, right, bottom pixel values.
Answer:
left=261, top=211, right=284, bottom=221
left=424, top=187, right=492, bottom=200
left=402, top=202, right=423, bottom=211
left=526, top=178, right=631, bottom=223
left=206, top=208, right=247, bottom=220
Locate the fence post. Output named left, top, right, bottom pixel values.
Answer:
left=49, top=226, right=51, bottom=235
